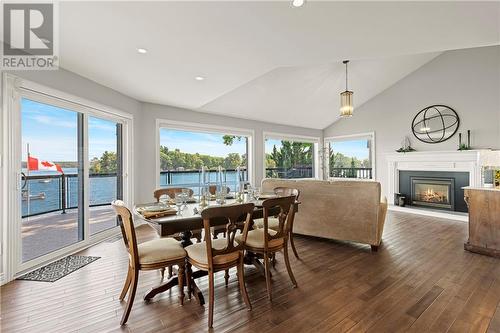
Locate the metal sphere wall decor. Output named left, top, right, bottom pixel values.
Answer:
left=411, top=105, right=460, bottom=144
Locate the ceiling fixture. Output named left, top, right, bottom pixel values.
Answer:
left=195, top=76, right=205, bottom=81
left=291, top=0, right=305, bottom=7
left=340, top=60, right=354, bottom=118
left=136, top=48, right=148, bottom=54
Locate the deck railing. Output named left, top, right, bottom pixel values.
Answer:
left=330, top=167, right=372, bottom=179
left=22, top=173, right=117, bottom=218
left=265, top=167, right=313, bottom=179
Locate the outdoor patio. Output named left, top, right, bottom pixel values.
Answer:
left=21, top=205, right=117, bottom=262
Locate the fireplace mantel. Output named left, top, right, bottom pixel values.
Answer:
left=386, top=150, right=499, bottom=220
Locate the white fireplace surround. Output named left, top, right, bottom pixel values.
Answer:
left=386, top=150, right=499, bottom=221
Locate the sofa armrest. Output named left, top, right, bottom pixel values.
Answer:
left=376, top=196, right=388, bottom=245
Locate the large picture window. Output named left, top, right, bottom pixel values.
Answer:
left=325, top=133, right=375, bottom=179
left=264, top=133, right=319, bottom=179
left=158, top=123, right=253, bottom=193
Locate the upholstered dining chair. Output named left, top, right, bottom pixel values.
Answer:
left=185, top=203, right=254, bottom=328
left=111, top=200, right=186, bottom=326
left=237, top=195, right=298, bottom=301
left=153, top=187, right=194, bottom=202
left=254, top=187, right=301, bottom=259
left=153, top=187, right=202, bottom=279
left=208, top=185, right=233, bottom=239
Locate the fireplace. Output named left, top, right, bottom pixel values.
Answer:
left=398, top=170, right=469, bottom=212
left=411, top=177, right=454, bottom=210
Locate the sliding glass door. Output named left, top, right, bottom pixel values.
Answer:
left=88, top=116, right=122, bottom=235
left=20, top=98, right=84, bottom=263
left=16, top=92, right=128, bottom=272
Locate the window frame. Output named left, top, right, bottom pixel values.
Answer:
left=263, top=131, right=321, bottom=180
left=324, top=131, right=376, bottom=181
left=1, top=73, right=134, bottom=283
left=156, top=118, right=255, bottom=189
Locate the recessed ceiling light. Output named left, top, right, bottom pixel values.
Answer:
left=195, top=76, right=205, bottom=81
left=136, top=48, right=148, bottom=54
left=291, top=0, right=305, bottom=7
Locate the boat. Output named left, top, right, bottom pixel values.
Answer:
left=22, top=191, right=46, bottom=201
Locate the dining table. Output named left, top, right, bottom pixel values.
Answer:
left=133, top=197, right=299, bottom=305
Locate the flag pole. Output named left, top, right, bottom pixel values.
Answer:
left=26, top=143, right=31, bottom=217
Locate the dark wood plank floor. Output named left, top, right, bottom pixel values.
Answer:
left=2, top=211, right=500, bottom=332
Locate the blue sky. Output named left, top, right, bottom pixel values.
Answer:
left=21, top=98, right=117, bottom=161
left=330, top=140, right=369, bottom=159
left=160, top=129, right=247, bottom=157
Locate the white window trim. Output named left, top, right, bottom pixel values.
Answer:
left=1, top=73, right=134, bottom=284
left=156, top=118, right=255, bottom=188
left=324, top=131, right=376, bottom=181
left=263, top=131, right=321, bottom=180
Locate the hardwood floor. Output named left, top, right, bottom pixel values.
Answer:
left=2, top=211, right=500, bottom=332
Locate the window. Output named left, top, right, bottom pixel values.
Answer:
left=325, top=133, right=375, bottom=179
left=157, top=121, right=253, bottom=194
left=264, top=133, right=319, bottom=179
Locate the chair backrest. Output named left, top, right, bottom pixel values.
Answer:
left=153, top=187, right=194, bottom=202
left=262, top=195, right=296, bottom=244
left=111, top=200, right=139, bottom=269
left=201, top=203, right=254, bottom=266
left=274, top=187, right=300, bottom=201
left=208, top=185, right=230, bottom=195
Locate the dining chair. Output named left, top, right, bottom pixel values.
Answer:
left=208, top=185, right=233, bottom=239
left=153, top=187, right=194, bottom=202
left=112, top=200, right=186, bottom=326
left=254, top=187, right=301, bottom=259
left=153, top=187, right=202, bottom=279
left=185, top=203, right=254, bottom=328
left=237, top=195, right=298, bottom=301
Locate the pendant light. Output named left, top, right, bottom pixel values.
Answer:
left=340, top=60, right=353, bottom=117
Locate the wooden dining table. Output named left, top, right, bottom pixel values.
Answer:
left=133, top=198, right=299, bottom=304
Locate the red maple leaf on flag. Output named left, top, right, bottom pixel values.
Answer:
left=41, top=161, right=54, bottom=168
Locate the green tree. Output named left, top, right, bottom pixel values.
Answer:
left=89, top=151, right=117, bottom=174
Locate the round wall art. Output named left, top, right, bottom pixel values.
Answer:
left=411, top=105, right=459, bottom=144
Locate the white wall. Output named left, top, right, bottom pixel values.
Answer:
left=324, top=46, right=500, bottom=197
left=135, top=102, right=323, bottom=203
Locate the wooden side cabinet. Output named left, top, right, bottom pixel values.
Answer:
left=464, top=187, right=500, bottom=258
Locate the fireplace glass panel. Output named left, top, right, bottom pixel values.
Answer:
left=414, top=183, right=450, bottom=204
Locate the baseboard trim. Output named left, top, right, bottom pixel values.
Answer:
left=388, top=204, right=468, bottom=222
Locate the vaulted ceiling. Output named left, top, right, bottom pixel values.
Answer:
left=59, top=1, right=500, bottom=129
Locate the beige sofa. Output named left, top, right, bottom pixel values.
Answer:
left=261, top=178, right=388, bottom=251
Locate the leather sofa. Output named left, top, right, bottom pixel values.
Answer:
left=261, top=178, right=388, bottom=251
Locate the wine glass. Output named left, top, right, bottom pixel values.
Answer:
left=254, top=187, right=261, bottom=200
left=182, top=188, right=190, bottom=206
left=175, top=193, right=183, bottom=215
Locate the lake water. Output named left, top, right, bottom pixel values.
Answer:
left=22, top=169, right=247, bottom=217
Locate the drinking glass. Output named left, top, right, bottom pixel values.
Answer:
left=175, top=193, right=183, bottom=214
left=182, top=188, right=190, bottom=206
left=254, top=187, right=261, bottom=200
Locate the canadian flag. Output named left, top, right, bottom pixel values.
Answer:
left=28, top=156, right=64, bottom=173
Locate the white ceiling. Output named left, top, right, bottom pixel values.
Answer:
left=58, top=1, right=500, bottom=129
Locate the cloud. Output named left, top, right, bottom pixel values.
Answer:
left=27, top=114, right=76, bottom=129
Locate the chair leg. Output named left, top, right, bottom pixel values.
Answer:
left=263, top=251, right=272, bottom=301
left=168, top=266, right=173, bottom=279
left=284, top=241, right=297, bottom=288
left=119, top=265, right=132, bottom=301
left=160, top=267, right=165, bottom=280
left=177, top=264, right=185, bottom=306
left=272, top=253, right=276, bottom=268
left=224, top=269, right=229, bottom=287
left=237, top=255, right=252, bottom=310
left=289, top=232, right=300, bottom=259
left=186, top=262, right=192, bottom=300
left=120, top=268, right=139, bottom=325
left=208, top=270, right=215, bottom=328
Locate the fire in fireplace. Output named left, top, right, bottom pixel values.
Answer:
left=411, top=177, right=454, bottom=210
